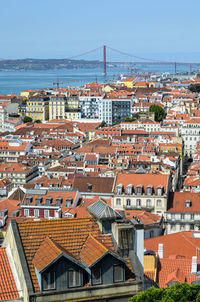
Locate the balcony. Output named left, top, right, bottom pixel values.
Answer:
left=123, top=205, right=154, bottom=211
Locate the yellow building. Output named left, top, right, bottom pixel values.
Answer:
left=66, top=97, right=79, bottom=110
left=102, top=85, right=114, bottom=93
left=49, top=96, right=66, bottom=120
left=20, top=89, right=37, bottom=98
left=159, top=143, right=182, bottom=155
left=123, top=77, right=136, bottom=88
left=65, top=110, right=81, bottom=121
left=26, top=96, right=49, bottom=121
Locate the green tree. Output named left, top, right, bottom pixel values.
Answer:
left=129, top=283, right=200, bottom=302
left=99, top=121, right=107, bottom=128
left=188, top=84, right=200, bottom=93
left=35, top=119, right=41, bottom=123
left=149, top=105, right=166, bottom=122
left=124, top=117, right=136, bottom=122
left=23, top=116, right=33, bottom=123
left=21, top=99, right=27, bottom=105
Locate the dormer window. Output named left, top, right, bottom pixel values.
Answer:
left=116, top=184, right=123, bottom=195
left=113, top=265, right=124, bottom=283
left=146, top=186, right=153, bottom=195
left=185, top=200, right=191, bottom=208
left=126, top=184, right=133, bottom=195
left=157, top=186, right=163, bottom=196
left=136, top=185, right=143, bottom=196
left=88, top=184, right=92, bottom=191
left=43, top=271, right=55, bottom=291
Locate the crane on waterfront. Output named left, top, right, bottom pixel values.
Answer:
left=52, top=78, right=79, bottom=90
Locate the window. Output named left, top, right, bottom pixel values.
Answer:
left=146, top=186, right=152, bottom=195
left=34, top=209, right=39, bottom=217
left=150, top=230, right=154, bottom=238
left=181, top=213, right=185, bottom=220
left=156, top=200, right=162, bottom=208
left=157, top=187, right=163, bottom=196
left=68, top=270, right=81, bottom=288
left=171, top=213, right=175, bottom=221
left=43, top=271, right=55, bottom=291
left=126, top=199, right=131, bottom=207
left=136, top=186, right=142, bottom=195
left=113, top=265, right=124, bottom=282
left=116, top=198, right=121, bottom=205
left=146, top=199, right=151, bottom=208
left=44, top=210, right=49, bottom=218
left=191, top=214, right=194, bottom=220
left=116, top=185, right=123, bottom=195
left=24, top=209, right=29, bottom=217
left=126, top=185, right=133, bottom=195
left=136, top=199, right=141, bottom=208
left=92, top=266, right=101, bottom=285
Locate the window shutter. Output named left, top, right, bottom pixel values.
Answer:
left=114, top=265, right=124, bottom=282
left=43, top=273, right=48, bottom=290
left=92, top=267, right=101, bottom=285
left=69, top=270, right=73, bottom=287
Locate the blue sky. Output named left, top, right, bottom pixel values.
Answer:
left=1, top=0, right=200, bottom=62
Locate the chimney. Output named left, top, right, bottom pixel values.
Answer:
left=158, top=243, right=163, bottom=259
left=191, top=256, right=197, bottom=274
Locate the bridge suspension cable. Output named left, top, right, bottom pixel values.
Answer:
left=106, top=46, right=169, bottom=63
left=69, top=46, right=102, bottom=60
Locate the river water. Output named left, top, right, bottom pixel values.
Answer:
left=0, top=64, right=196, bottom=95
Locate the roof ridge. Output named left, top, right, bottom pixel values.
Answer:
left=85, top=233, right=108, bottom=252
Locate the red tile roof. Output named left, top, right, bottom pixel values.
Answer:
left=80, top=234, right=108, bottom=267
left=0, top=247, right=20, bottom=300
left=168, top=192, right=200, bottom=213
left=17, top=217, right=114, bottom=292
left=114, top=172, right=168, bottom=193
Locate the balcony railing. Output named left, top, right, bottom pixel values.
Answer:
left=123, top=205, right=154, bottom=211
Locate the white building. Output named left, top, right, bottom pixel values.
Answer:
left=181, top=118, right=200, bottom=157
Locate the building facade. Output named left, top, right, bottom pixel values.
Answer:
left=26, top=95, right=49, bottom=121
left=99, top=98, right=131, bottom=125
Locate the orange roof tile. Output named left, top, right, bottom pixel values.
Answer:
left=0, top=247, right=20, bottom=300
left=80, top=234, right=108, bottom=267
left=17, top=217, right=114, bottom=292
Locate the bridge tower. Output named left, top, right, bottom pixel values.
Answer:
left=103, top=45, right=106, bottom=75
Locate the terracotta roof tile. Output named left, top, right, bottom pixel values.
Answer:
left=80, top=234, right=108, bottom=267
left=17, top=217, right=114, bottom=292
left=0, top=247, right=20, bottom=300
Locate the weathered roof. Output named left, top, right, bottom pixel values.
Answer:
left=87, top=200, right=121, bottom=220
left=0, top=247, right=20, bottom=301
left=9, top=187, right=25, bottom=201
left=17, top=217, right=114, bottom=292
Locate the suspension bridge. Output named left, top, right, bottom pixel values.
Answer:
left=68, top=45, right=200, bottom=75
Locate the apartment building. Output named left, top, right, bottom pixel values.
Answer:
left=0, top=105, right=5, bottom=132
left=0, top=139, right=32, bottom=162
left=0, top=162, right=38, bottom=185
left=165, top=192, right=200, bottom=234
left=3, top=206, right=143, bottom=301
left=121, top=118, right=161, bottom=132
left=181, top=118, right=200, bottom=157
left=99, top=97, right=131, bottom=125
left=79, top=93, right=104, bottom=118
left=112, top=172, right=171, bottom=215
left=26, top=95, right=49, bottom=121
left=21, top=189, right=80, bottom=219
left=49, top=95, right=66, bottom=120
